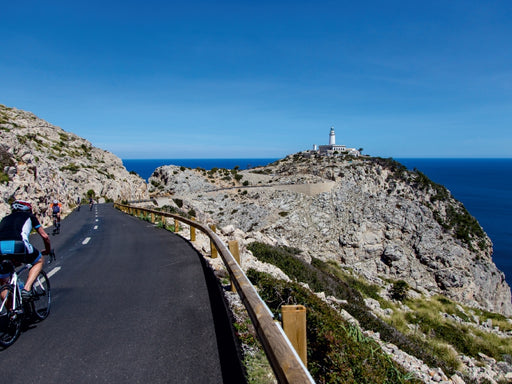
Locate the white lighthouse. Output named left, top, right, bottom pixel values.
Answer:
left=316, top=126, right=361, bottom=157
left=329, top=126, right=336, bottom=145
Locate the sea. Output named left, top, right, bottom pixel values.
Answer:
left=122, top=158, right=512, bottom=288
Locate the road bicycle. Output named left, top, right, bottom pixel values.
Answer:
left=52, top=213, right=60, bottom=235
left=0, top=253, right=53, bottom=348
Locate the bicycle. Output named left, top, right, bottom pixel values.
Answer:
left=0, top=253, right=53, bottom=348
left=52, top=213, right=60, bottom=235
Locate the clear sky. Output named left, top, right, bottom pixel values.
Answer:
left=1, top=1, right=511, bottom=159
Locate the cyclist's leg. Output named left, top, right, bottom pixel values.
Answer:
left=22, top=252, right=44, bottom=292
left=0, top=262, right=10, bottom=290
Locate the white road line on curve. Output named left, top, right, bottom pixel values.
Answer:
left=94, top=225, right=98, bottom=229
left=82, top=237, right=91, bottom=245
left=48, top=267, right=61, bottom=278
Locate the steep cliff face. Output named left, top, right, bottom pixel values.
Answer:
left=149, top=153, right=512, bottom=316
left=0, top=104, right=148, bottom=224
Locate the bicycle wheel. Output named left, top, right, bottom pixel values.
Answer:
left=31, top=271, right=51, bottom=320
left=0, top=284, right=22, bottom=348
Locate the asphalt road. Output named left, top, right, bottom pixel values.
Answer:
left=0, top=203, right=245, bottom=384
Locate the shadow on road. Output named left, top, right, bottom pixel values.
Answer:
left=193, top=242, right=248, bottom=384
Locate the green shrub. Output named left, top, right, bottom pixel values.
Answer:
left=247, top=242, right=452, bottom=375
left=0, top=171, right=9, bottom=184
left=390, top=280, right=409, bottom=301
left=60, top=163, right=80, bottom=174
left=246, top=270, right=421, bottom=384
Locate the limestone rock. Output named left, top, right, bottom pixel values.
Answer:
left=0, top=104, right=148, bottom=225
left=148, top=153, right=512, bottom=315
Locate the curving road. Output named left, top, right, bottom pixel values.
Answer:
left=0, top=204, right=245, bottom=384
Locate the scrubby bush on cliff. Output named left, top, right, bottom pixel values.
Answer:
left=247, top=241, right=512, bottom=381
left=247, top=242, right=458, bottom=375
left=246, top=269, right=421, bottom=384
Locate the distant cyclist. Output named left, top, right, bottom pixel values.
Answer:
left=89, top=197, right=94, bottom=211
left=0, top=200, right=51, bottom=300
left=49, top=199, right=62, bottom=233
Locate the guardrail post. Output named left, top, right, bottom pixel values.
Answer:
left=228, top=240, right=240, bottom=292
left=209, top=224, right=218, bottom=258
left=190, top=218, right=196, bottom=241
left=151, top=212, right=155, bottom=223
left=282, top=305, right=307, bottom=365
left=174, top=219, right=180, bottom=232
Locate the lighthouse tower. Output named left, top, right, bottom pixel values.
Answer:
left=329, top=126, right=336, bottom=145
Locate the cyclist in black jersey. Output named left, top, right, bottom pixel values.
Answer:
left=0, top=200, right=51, bottom=300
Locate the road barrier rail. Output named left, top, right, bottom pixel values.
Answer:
left=114, top=203, right=315, bottom=384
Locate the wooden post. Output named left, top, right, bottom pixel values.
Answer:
left=174, top=219, right=180, bottom=232
left=190, top=218, right=196, bottom=241
left=209, top=224, right=218, bottom=258
left=282, top=305, right=307, bottom=365
left=151, top=212, right=155, bottom=223
left=228, top=240, right=240, bottom=292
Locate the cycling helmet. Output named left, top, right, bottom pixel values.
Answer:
left=11, top=200, right=32, bottom=212
left=53, top=199, right=58, bottom=204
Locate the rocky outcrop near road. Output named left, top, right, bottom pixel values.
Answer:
left=0, top=104, right=148, bottom=224
left=148, top=153, right=512, bottom=316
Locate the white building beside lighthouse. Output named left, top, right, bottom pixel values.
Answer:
left=316, top=126, right=360, bottom=157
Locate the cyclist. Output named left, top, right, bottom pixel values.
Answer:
left=0, top=200, right=51, bottom=300
left=89, top=197, right=94, bottom=211
left=49, top=199, right=62, bottom=231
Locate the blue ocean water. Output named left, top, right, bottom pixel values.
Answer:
left=123, top=157, right=512, bottom=288
left=397, top=158, right=512, bottom=288
left=122, top=158, right=279, bottom=181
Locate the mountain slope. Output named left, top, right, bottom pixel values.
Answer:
left=0, top=104, right=148, bottom=223
left=148, top=153, right=512, bottom=316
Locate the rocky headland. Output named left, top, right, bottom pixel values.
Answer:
left=148, top=154, right=511, bottom=317
left=0, top=104, right=148, bottom=224
left=147, top=155, right=512, bottom=383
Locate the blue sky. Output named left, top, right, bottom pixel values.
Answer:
left=1, top=1, right=511, bottom=159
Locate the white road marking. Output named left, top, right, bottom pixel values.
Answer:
left=94, top=225, right=98, bottom=230
left=82, top=237, right=91, bottom=245
left=47, top=267, right=61, bottom=278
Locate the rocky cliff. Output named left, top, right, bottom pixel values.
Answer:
left=148, top=153, right=512, bottom=316
left=0, top=104, right=148, bottom=224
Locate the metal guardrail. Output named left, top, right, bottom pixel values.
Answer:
left=114, top=203, right=315, bottom=384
